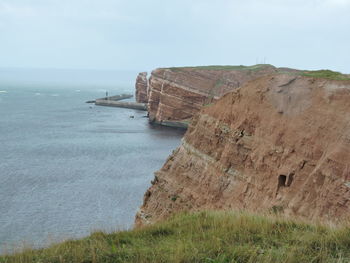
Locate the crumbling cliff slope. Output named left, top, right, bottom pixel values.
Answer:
left=136, top=73, right=350, bottom=225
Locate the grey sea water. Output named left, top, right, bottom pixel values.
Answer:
left=0, top=69, right=184, bottom=252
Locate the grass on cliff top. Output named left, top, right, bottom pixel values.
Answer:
left=301, top=70, right=350, bottom=81
left=167, top=65, right=350, bottom=81
left=2, top=211, right=350, bottom=263
left=168, top=64, right=274, bottom=72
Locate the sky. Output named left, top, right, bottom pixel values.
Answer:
left=0, top=0, right=349, bottom=72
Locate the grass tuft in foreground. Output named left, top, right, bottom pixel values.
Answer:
left=1, top=211, right=350, bottom=263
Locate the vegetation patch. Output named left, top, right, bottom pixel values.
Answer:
left=270, top=205, right=284, bottom=215
left=149, top=227, right=175, bottom=237
left=1, top=211, right=350, bottom=262
left=203, top=103, right=214, bottom=107
left=168, top=65, right=350, bottom=81
left=168, top=64, right=274, bottom=72
left=301, top=70, right=350, bottom=80
left=170, top=195, right=179, bottom=202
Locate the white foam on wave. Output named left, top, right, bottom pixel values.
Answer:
left=51, top=94, right=59, bottom=97
left=35, top=93, right=41, bottom=96
left=76, top=90, right=81, bottom=92
left=0, top=90, right=7, bottom=93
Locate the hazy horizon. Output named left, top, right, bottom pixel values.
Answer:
left=0, top=0, right=349, bottom=73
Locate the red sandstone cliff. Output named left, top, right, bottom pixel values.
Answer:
left=146, top=65, right=291, bottom=126
left=136, top=73, right=350, bottom=225
left=135, top=72, right=148, bottom=103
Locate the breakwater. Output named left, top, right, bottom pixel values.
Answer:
left=95, top=100, right=147, bottom=110
left=86, top=94, right=133, bottom=104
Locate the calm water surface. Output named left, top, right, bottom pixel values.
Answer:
left=0, top=69, right=184, bottom=251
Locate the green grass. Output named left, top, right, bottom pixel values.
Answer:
left=203, top=103, right=214, bottom=107
left=168, top=64, right=274, bottom=72
left=1, top=211, right=350, bottom=263
left=167, top=65, right=350, bottom=81
left=301, top=70, right=350, bottom=80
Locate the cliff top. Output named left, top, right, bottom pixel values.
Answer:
left=167, top=64, right=276, bottom=71
left=301, top=70, right=350, bottom=81
left=161, top=64, right=350, bottom=81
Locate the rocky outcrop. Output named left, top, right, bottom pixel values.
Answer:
left=146, top=65, right=295, bottom=126
left=136, top=73, right=350, bottom=225
left=135, top=72, right=148, bottom=103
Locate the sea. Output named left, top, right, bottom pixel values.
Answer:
left=0, top=68, right=184, bottom=252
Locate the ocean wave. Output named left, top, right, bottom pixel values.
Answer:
left=35, top=93, right=41, bottom=96
left=0, top=90, right=8, bottom=93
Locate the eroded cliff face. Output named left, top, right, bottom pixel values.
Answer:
left=136, top=74, right=350, bottom=225
left=146, top=65, right=286, bottom=125
left=135, top=72, right=148, bottom=103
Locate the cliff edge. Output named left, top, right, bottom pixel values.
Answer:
left=136, top=72, right=350, bottom=225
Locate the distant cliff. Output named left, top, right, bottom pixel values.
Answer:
left=137, top=65, right=299, bottom=127
left=135, top=72, right=148, bottom=103
left=136, top=71, right=350, bottom=226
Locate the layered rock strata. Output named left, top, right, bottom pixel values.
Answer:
left=136, top=73, right=350, bottom=225
left=135, top=72, right=148, bottom=103
left=146, top=65, right=294, bottom=126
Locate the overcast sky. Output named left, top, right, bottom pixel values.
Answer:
left=0, top=0, right=349, bottom=72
